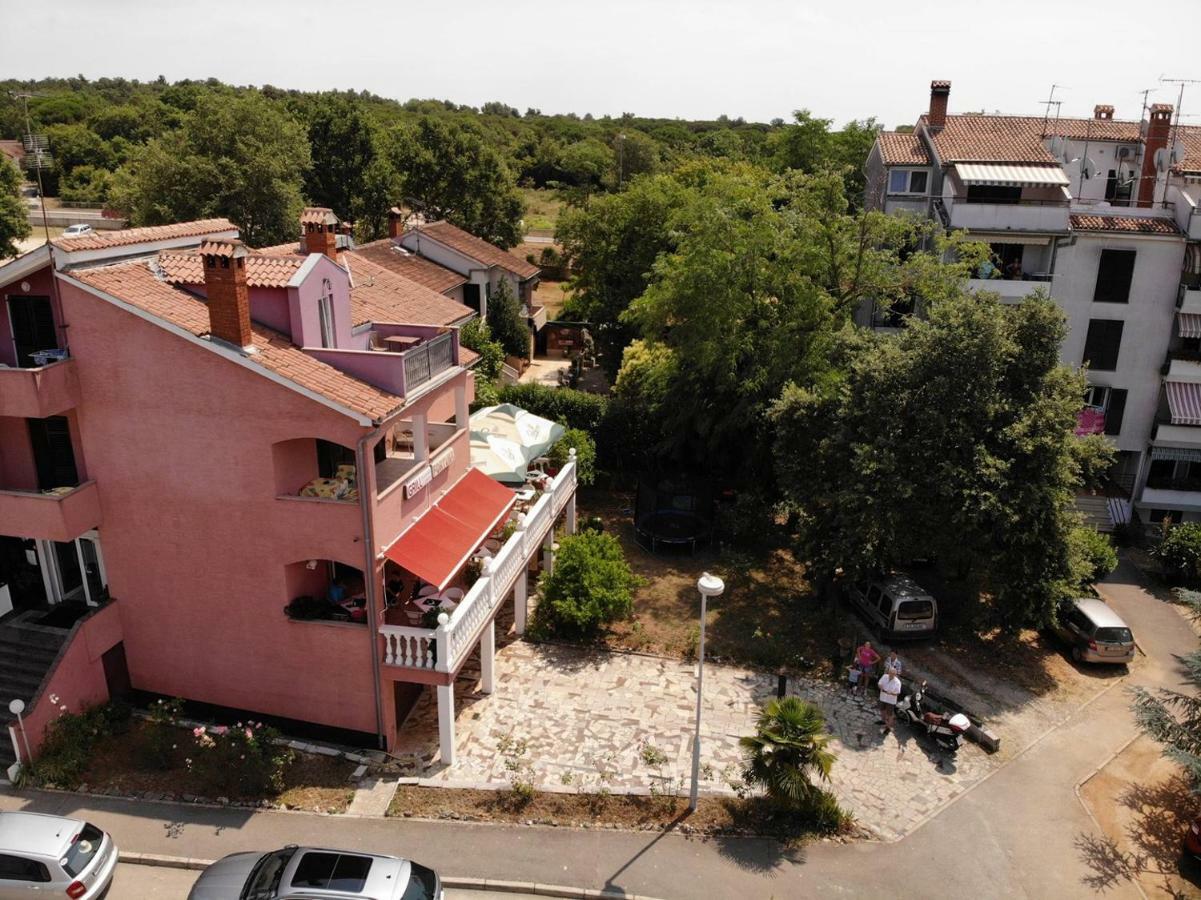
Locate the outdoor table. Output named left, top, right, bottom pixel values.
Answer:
left=383, top=335, right=421, bottom=351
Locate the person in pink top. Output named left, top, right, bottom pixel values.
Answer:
left=853, top=641, right=881, bottom=698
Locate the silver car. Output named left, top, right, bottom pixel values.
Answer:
left=1051, top=597, right=1136, bottom=664
left=0, top=812, right=117, bottom=899
left=188, top=846, right=442, bottom=900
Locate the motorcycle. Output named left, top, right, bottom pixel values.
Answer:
left=894, top=680, right=971, bottom=754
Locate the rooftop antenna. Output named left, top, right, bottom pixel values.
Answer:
left=1157, top=77, right=1198, bottom=203
left=10, top=91, right=53, bottom=244
left=1039, top=83, right=1067, bottom=137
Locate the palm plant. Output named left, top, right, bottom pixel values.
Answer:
left=740, top=696, right=835, bottom=808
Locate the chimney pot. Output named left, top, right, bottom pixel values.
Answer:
left=1094, top=104, right=1114, bottom=120
left=928, top=80, right=951, bottom=131
left=199, top=240, right=253, bottom=349
left=1138, top=104, right=1175, bottom=207
left=300, top=207, right=339, bottom=259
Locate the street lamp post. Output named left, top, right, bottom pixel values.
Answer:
left=690, top=572, right=725, bottom=812
left=8, top=698, right=31, bottom=766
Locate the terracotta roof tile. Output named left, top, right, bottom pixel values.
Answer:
left=877, top=132, right=931, bottom=166
left=352, top=239, right=468, bottom=293
left=1176, top=126, right=1201, bottom=174
left=1070, top=214, right=1180, bottom=235
left=0, top=140, right=23, bottom=163
left=52, top=218, right=237, bottom=252
left=300, top=207, right=337, bottom=226
left=410, top=221, right=540, bottom=280
left=928, top=115, right=1142, bottom=164
left=71, top=260, right=402, bottom=421
left=343, top=252, right=473, bottom=328
left=157, top=252, right=304, bottom=289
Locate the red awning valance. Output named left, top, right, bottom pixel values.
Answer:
left=384, top=468, right=516, bottom=590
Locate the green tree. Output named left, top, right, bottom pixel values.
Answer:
left=1154, top=523, right=1201, bottom=583
left=772, top=292, right=1096, bottom=625
left=110, top=92, right=310, bottom=246
left=0, top=156, right=32, bottom=259
left=529, top=532, right=639, bottom=639
left=385, top=116, right=524, bottom=248
left=351, top=156, right=402, bottom=242
left=486, top=280, right=529, bottom=359
left=547, top=428, right=597, bottom=485
left=740, top=696, right=836, bottom=807
left=458, top=317, right=504, bottom=384
left=303, top=95, right=377, bottom=220
left=612, top=130, right=660, bottom=186
left=1131, top=590, right=1201, bottom=787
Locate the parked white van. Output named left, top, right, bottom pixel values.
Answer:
left=845, top=574, right=938, bottom=639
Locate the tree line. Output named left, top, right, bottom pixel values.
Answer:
left=0, top=75, right=881, bottom=250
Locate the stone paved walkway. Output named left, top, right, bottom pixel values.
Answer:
left=397, top=642, right=997, bottom=840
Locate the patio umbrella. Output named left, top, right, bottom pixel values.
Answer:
left=470, top=403, right=565, bottom=483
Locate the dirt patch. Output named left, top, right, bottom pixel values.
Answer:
left=388, top=784, right=855, bottom=840
left=77, top=722, right=356, bottom=813
left=1078, top=735, right=1201, bottom=899
left=577, top=488, right=842, bottom=674
left=532, top=279, right=568, bottom=319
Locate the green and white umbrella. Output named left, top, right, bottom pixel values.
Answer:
left=470, top=403, right=565, bottom=483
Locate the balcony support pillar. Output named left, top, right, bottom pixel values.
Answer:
left=514, top=569, right=528, bottom=635
left=455, top=383, right=469, bottom=429
left=413, top=413, right=428, bottom=462
left=480, top=620, right=495, bottom=694
left=436, top=682, right=455, bottom=766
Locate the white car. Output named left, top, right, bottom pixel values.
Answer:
left=61, top=224, right=95, bottom=237
left=0, top=812, right=117, bottom=899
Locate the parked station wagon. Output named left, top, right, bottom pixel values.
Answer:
left=845, top=574, right=939, bottom=639
left=1051, top=597, right=1135, bottom=665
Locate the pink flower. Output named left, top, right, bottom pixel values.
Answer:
left=192, top=726, right=205, bottom=737
left=245, top=729, right=254, bottom=740
left=212, top=726, right=228, bottom=736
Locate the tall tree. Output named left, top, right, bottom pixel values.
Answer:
left=486, top=279, right=530, bottom=359
left=0, top=156, right=32, bottom=259
left=109, top=92, right=310, bottom=246
left=771, top=291, right=1101, bottom=625
left=385, top=116, right=524, bottom=248
left=303, top=95, right=377, bottom=221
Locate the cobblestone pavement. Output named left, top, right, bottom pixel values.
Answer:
left=398, top=642, right=998, bottom=841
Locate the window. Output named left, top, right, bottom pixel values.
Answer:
left=1149, top=509, right=1183, bottom=525
left=1082, top=319, right=1124, bottom=371
left=0, top=854, right=50, bottom=882
left=1104, top=389, right=1127, bottom=436
left=290, top=852, right=373, bottom=893
left=888, top=169, right=928, bottom=194
left=966, top=184, right=1022, bottom=204
left=1093, top=249, right=1136, bottom=304
left=318, top=278, right=334, bottom=348
left=62, top=823, right=103, bottom=877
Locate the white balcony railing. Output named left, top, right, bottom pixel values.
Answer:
left=378, top=454, right=577, bottom=673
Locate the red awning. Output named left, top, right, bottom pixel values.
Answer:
left=384, top=468, right=516, bottom=590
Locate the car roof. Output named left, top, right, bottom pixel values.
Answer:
left=0, top=812, right=81, bottom=858
left=1070, top=597, right=1130, bottom=629
left=281, top=847, right=409, bottom=898
left=878, top=574, right=934, bottom=600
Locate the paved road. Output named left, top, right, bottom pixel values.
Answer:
left=2, top=560, right=1191, bottom=899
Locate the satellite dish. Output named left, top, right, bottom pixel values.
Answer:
left=1081, top=157, right=1098, bottom=179
left=1155, top=148, right=1169, bottom=172
left=1171, top=141, right=1186, bottom=165
left=1049, top=135, right=1066, bottom=157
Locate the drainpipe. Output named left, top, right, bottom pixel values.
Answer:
left=357, top=423, right=387, bottom=750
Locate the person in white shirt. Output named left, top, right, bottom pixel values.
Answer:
left=878, top=669, right=902, bottom=734
left=884, top=651, right=902, bottom=678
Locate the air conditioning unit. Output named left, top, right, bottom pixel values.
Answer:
left=1115, top=146, right=1132, bottom=161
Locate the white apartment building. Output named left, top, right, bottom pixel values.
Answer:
left=865, top=81, right=1201, bottom=530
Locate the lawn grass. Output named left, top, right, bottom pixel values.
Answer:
left=520, top=187, right=563, bottom=234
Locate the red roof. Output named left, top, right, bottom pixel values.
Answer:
left=877, top=132, right=930, bottom=166
left=158, top=252, right=303, bottom=289
left=384, top=468, right=516, bottom=590
left=352, top=239, right=468, bottom=294
left=926, top=114, right=1144, bottom=164
left=1070, top=214, right=1181, bottom=235
left=410, top=221, right=539, bottom=280
left=53, top=219, right=237, bottom=252
left=344, top=250, right=473, bottom=329
left=70, top=260, right=404, bottom=421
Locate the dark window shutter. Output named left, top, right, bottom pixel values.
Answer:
left=1093, top=249, right=1136, bottom=303
left=1083, top=319, right=1124, bottom=371
left=1104, top=389, right=1127, bottom=435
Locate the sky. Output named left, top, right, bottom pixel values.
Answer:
left=1, top=0, right=1198, bottom=128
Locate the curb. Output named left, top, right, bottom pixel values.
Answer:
left=118, top=852, right=663, bottom=898
left=1071, top=733, right=1150, bottom=900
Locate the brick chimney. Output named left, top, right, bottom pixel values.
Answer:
left=1094, top=104, right=1114, bottom=120
left=387, top=207, right=404, bottom=239
left=928, top=80, right=951, bottom=130
left=1137, top=103, right=1174, bottom=207
left=200, top=239, right=252, bottom=350
left=301, top=207, right=338, bottom=259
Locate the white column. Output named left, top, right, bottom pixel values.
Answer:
left=542, top=527, right=555, bottom=576
left=514, top=570, right=528, bottom=635
left=413, top=413, right=428, bottom=462
left=436, top=682, right=455, bottom=766
left=480, top=620, right=495, bottom=694
left=566, top=493, right=577, bottom=535
left=455, top=383, right=469, bottom=429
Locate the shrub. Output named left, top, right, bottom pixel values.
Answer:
left=459, top=318, right=505, bottom=385
left=496, top=382, right=608, bottom=433
left=1067, top=526, right=1118, bottom=589
left=548, top=427, right=596, bottom=485
left=28, top=701, right=128, bottom=789
left=1154, top=522, right=1201, bottom=583
left=720, top=488, right=777, bottom=547
left=740, top=696, right=835, bottom=809
left=486, top=280, right=530, bottom=359
left=188, top=721, right=292, bottom=797
left=530, top=532, right=639, bottom=639
left=137, top=696, right=184, bottom=770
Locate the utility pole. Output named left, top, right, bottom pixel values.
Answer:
left=11, top=91, right=52, bottom=243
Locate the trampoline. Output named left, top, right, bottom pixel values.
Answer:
left=634, top=478, right=714, bottom=554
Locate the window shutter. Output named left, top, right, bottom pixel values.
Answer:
left=1093, top=249, right=1136, bottom=303
left=1083, top=319, right=1124, bottom=371
left=1104, top=389, right=1127, bottom=435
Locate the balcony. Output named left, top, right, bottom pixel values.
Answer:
left=1141, top=484, right=1201, bottom=509
left=939, top=195, right=1070, bottom=234
left=305, top=327, right=458, bottom=399
left=527, top=304, right=547, bottom=331
left=0, top=481, right=102, bottom=542
left=967, top=275, right=1052, bottom=302
left=0, top=359, right=80, bottom=418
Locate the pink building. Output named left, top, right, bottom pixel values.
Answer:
left=0, top=209, right=576, bottom=772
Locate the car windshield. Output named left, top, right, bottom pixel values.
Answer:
left=401, top=862, right=439, bottom=900
left=1095, top=627, right=1133, bottom=644
left=61, top=823, right=103, bottom=877
left=897, top=600, right=934, bottom=620
left=243, top=849, right=296, bottom=900
left=290, top=852, right=372, bottom=893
